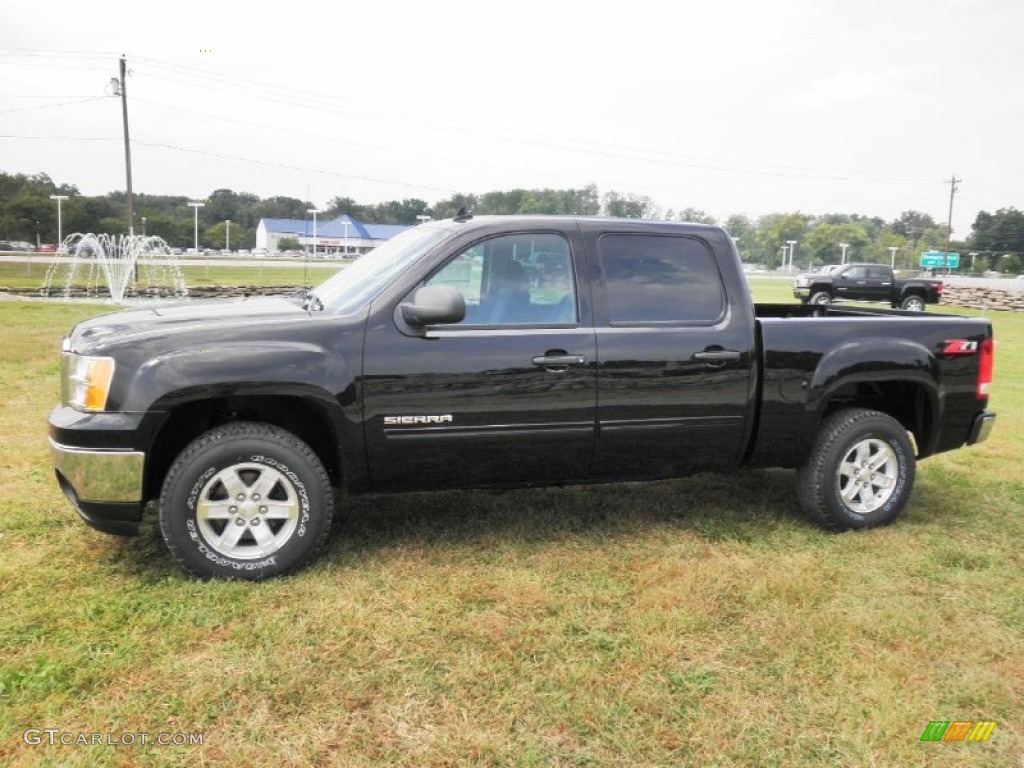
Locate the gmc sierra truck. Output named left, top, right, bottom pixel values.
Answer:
left=48, top=215, right=996, bottom=579
left=793, top=263, right=943, bottom=311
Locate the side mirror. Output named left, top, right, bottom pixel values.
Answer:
left=400, top=284, right=466, bottom=327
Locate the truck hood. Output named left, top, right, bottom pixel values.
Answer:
left=66, top=296, right=316, bottom=354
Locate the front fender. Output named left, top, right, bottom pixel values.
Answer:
left=120, top=341, right=352, bottom=412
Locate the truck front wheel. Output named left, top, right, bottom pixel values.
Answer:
left=797, top=408, right=915, bottom=530
left=159, top=422, right=333, bottom=580
left=809, top=291, right=832, bottom=306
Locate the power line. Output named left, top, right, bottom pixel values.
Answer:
left=127, top=56, right=942, bottom=184
left=0, top=96, right=107, bottom=114
left=130, top=140, right=456, bottom=195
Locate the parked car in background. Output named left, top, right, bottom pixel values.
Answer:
left=794, top=263, right=943, bottom=311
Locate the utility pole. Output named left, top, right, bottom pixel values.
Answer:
left=944, top=174, right=960, bottom=261
left=119, top=56, right=135, bottom=236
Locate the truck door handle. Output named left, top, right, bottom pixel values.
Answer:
left=693, top=349, right=741, bottom=363
left=532, top=353, right=586, bottom=369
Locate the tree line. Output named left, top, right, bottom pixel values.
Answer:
left=1, top=171, right=1020, bottom=273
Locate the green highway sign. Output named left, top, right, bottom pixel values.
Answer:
left=920, top=251, right=960, bottom=268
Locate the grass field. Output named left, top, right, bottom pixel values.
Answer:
left=0, top=261, right=343, bottom=292
left=0, top=281, right=1021, bottom=766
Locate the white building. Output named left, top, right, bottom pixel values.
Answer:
left=256, top=214, right=409, bottom=255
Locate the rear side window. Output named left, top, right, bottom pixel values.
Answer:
left=598, top=234, right=725, bottom=325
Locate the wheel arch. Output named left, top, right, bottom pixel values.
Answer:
left=808, top=339, right=942, bottom=458
left=142, top=390, right=349, bottom=501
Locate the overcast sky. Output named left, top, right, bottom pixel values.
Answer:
left=2, top=0, right=1020, bottom=237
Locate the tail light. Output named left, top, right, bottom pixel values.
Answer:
left=977, top=338, right=994, bottom=400
left=936, top=282, right=944, bottom=295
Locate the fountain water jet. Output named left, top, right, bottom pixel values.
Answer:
left=41, top=233, right=188, bottom=301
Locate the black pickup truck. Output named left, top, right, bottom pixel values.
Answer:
left=48, top=216, right=996, bottom=579
left=793, top=263, right=943, bottom=311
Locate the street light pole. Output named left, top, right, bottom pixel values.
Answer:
left=188, top=201, right=205, bottom=277
left=786, top=240, right=797, bottom=272
left=888, top=246, right=899, bottom=269
left=141, top=216, right=146, bottom=237
left=49, top=194, right=68, bottom=249
left=225, top=219, right=230, bottom=252
left=839, top=242, right=849, bottom=265
left=307, top=209, right=319, bottom=259
left=969, top=252, right=978, bottom=273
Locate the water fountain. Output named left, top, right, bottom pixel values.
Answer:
left=41, top=233, right=188, bottom=302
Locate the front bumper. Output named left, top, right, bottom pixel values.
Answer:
left=793, top=287, right=810, bottom=300
left=967, top=410, right=996, bottom=445
left=49, top=438, right=146, bottom=536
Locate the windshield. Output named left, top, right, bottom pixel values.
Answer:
left=315, top=225, right=453, bottom=313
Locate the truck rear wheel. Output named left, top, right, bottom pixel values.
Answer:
left=159, top=422, right=332, bottom=580
left=900, top=295, right=926, bottom=311
left=797, top=408, right=915, bottom=530
left=810, top=291, right=832, bottom=306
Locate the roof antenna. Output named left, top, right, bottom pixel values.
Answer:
left=454, top=206, right=473, bottom=222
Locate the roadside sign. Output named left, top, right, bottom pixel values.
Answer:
left=920, top=251, right=960, bottom=268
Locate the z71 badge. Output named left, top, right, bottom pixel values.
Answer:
left=942, top=339, right=978, bottom=355
left=384, top=415, right=454, bottom=426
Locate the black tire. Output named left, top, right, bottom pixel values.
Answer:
left=900, top=294, right=926, bottom=311
left=159, top=422, right=332, bottom=580
left=797, top=408, right=915, bottom=531
left=810, top=291, right=832, bottom=306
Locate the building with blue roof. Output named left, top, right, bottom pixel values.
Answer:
left=256, top=214, right=410, bottom=255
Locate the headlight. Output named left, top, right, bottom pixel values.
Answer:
left=793, top=277, right=809, bottom=288
left=62, top=353, right=116, bottom=411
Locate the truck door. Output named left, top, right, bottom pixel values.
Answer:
left=361, top=228, right=597, bottom=491
left=584, top=226, right=757, bottom=478
left=834, top=265, right=884, bottom=302
left=866, top=265, right=894, bottom=303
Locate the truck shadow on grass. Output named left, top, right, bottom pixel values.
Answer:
left=113, top=469, right=810, bottom=580
left=330, top=468, right=803, bottom=551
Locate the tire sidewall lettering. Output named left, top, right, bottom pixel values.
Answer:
left=830, top=429, right=908, bottom=521
left=164, top=431, right=329, bottom=578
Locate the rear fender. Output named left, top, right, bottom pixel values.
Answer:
left=807, top=337, right=942, bottom=450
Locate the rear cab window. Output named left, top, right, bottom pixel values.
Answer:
left=597, top=233, right=726, bottom=325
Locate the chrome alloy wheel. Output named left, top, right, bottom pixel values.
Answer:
left=836, top=438, right=899, bottom=515
left=196, top=462, right=300, bottom=559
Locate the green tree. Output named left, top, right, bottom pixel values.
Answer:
left=674, top=208, right=717, bottom=225
left=277, top=236, right=300, bottom=251
left=602, top=191, right=660, bottom=219
left=971, top=208, right=1024, bottom=254
left=804, top=221, right=871, bottom=267
left=749, top=212, right=811, bottom=269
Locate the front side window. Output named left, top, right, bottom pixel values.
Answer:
left=598, top=234, right=725, bottom=325
left=426, top=233, right=577, bottom=326
left=843, top=266, right=867, bottom=280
